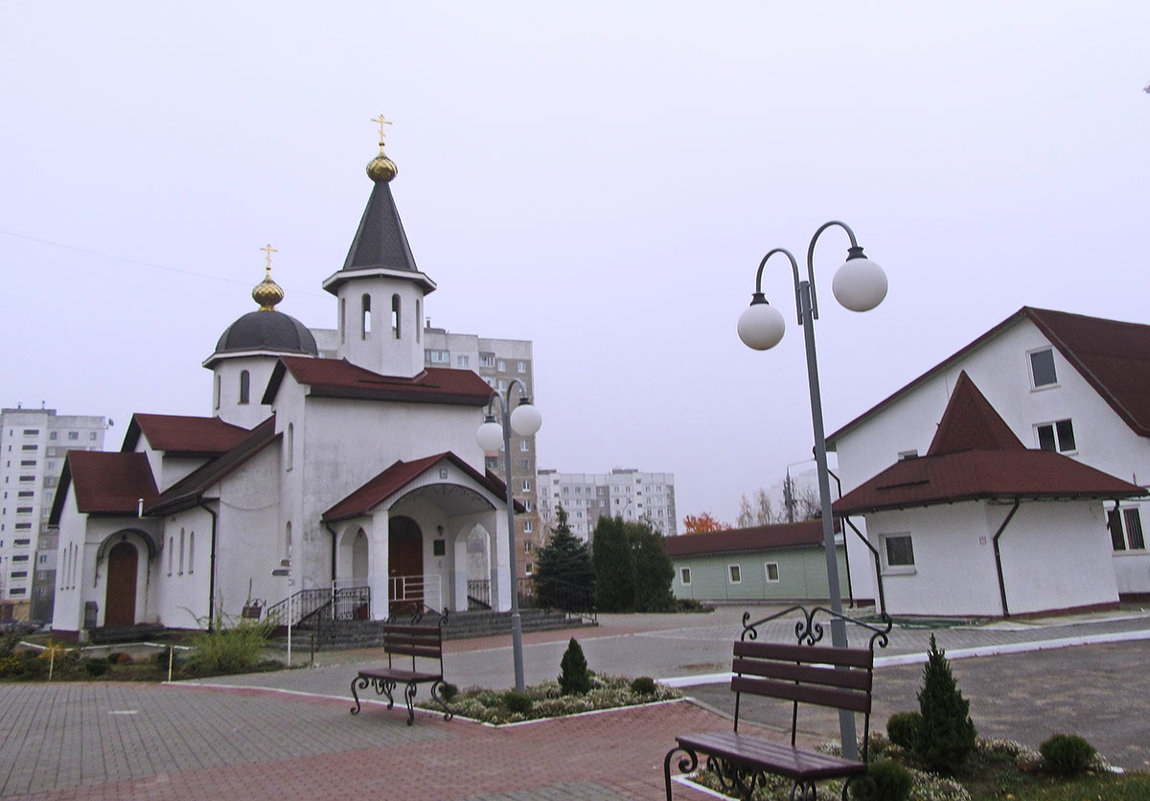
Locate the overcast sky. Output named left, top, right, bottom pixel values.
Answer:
left=2, top=2, right=1148, bottom=525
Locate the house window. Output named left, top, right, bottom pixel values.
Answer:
left=520, top=439, right=530, bottom=452
left=479, top=353, right=495, bottom=367
left=1036, top=419, right=1076, bottom=452
left=1108, top=507, right=1146, bottom=551
left=523, top=541, right=532, bottom=553
left=765, top=562, right=780, bottom=583
left=517, top=361, right=527, bottom=374
left=497, top=360, right=506, bottom=371
left=457, top=354, right=470, bottom=367
left=680, top=567, right=692, bottom=585
left=524, top=562, right=533, bottom=575
left=728, top=564, right=742, bottom=584
left=882, top=534, right=915, bottom=569
left=524, top=520, right=533, bottom=533
left=522, top=479, right=531, bottom=492
left=426, top=349, right=450, bottom=364
left=1029, top=348, right=1058, bottom=388
left=68, top=431, right=79, bottom=441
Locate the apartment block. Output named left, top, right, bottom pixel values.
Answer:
left=537, top=468, right=677, bottom=542
left=0, top=407, right=105, bottom=622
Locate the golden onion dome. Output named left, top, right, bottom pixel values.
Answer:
left=252, top=246, right=285, bottom=310
left=367, top=151, right=397, bottom=183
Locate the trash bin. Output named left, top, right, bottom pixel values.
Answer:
left=84, top=601, right=98, bottom=629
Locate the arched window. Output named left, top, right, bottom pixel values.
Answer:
left=214, top=375, right=221, bottom=410
left=362, top=294, right=372, bottom=338
left=391, top=294, right=401, bottom=339
left=285, top=521, right=293, bottom=561
left=188, top=531, right=195, bottom=574
left=179, top=528, right=186, bottom=574
left=286, top=423, right=294, bottom=471
left=416, top=300, right=422, bottom=343
left=339, top=298, right=346, bottom=344
left=168, top=535, right=174, bottom=576
left=239, top=370, right=250, bottom=405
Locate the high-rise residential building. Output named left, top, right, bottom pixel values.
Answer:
left=0, top=407, right=105, bottom=622
left=422, top=326, right=540, bottom=579
left=537, top=468, right=677, bottom=542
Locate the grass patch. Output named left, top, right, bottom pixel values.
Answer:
left=424, top=674, right=681, bottom=724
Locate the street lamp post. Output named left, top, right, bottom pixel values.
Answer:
left=737, top=220, right=887, bottom=761
left=476, top=380, right=542, bottom=694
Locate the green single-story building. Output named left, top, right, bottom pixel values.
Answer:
left=664, top=520, right=848, bottom=603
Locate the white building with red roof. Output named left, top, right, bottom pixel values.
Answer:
left=828, top=308, right=1150, bottom=615
left=49, top=140, right=525, bottom=639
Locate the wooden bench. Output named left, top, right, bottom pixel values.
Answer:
left=349, top=611, right=454, bottom=726
left=665, top=606, right=891, bottom=801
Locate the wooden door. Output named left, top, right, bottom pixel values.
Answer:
left=104, top=541, right=138, bottom=627
left=388, top=517, right=423, bottom=614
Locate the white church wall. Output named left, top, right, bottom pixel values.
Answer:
left=212, top=355, right=278, bottom=429
left=150, top=508, right=214, bottom=630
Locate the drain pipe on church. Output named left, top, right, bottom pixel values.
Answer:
left=991, top=499, right=1021, bottom=617
left=200, top=501, right=220, bottom=631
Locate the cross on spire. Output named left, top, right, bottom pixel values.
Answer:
left=371, top=114, right=393, bottom=152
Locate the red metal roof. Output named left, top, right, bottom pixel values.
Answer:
left=60, top=451, right=159, bottom=515
left=828, top=307, right=1150, bottom=446
left=663, top=520, right=829, bottom=558
left=147, top=417, right=280, bottom=515
left=264, top=357, right=493, bottom=407
left=125, top=413, right=252, bottom=456
left=322, top=452, right=514, bottom=522
left=834, top=374, right=1146, bottom=514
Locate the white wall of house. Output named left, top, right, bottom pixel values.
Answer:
left=835, top=317, right=1150, bottom=604
left=863, top=499, right=1119, bottom=617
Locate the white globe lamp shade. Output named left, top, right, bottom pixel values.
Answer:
left=832, top=254, right=887, bottom=312
left=476, top=419, right=504, bottom=453
left=510, top=402, right=543, bottom=437
left=737, top=299, right=786, bottom=351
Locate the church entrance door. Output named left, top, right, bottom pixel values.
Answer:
left=388, top=516, right=423, bottom=615
left=105, top=541, right=138, bottom=627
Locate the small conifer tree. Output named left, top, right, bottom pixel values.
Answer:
left=558, top=637, right=592, bottom=695
left=914, top=634, right=977, bottom=773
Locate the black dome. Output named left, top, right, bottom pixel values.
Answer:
left=214, top=310, right=319, bottom=355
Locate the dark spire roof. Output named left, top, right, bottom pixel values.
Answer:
left=927, top=372, right=1025, bottom=455
left=342, top=179, right=418, bottom=274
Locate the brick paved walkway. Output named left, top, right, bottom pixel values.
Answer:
left=0, top=684, right=727, bottom=801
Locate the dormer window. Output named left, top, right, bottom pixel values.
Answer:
left=1029, top=348, right=1058, bottom=389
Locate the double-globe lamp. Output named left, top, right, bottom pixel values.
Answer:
left=476, top=383, right=542, bottom=693
left=735, top=220, right=887, bottom=762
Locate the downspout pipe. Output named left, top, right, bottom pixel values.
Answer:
left=845, top=516, right=886, bottom=615
left=200, top=501, right=219, bottom=632
left=992, top=499, right=1021, bottom=618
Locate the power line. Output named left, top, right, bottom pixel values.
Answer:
left=0, top=228, right=328, bottom=300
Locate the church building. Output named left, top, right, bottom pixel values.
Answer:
left=49, top=133, right=527, bottom=639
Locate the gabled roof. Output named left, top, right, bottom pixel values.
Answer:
left=147, top=416, right=280, bottom=515
left=828, top=307, right=1150, bottom=445
left=50, top=451, right=159, bottom=522
left=834, top=373, right=1146, bottom=515
left=663, top=520, right=830, bottom=558
left=124, top=413, right=253, bottom=457
left=322, top=451, right=519, bottom=522
left=262, top=356, right=493, bottom=407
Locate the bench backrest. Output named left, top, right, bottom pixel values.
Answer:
left=383, top=622, right=445, bottom=676
left=730, top=640, right=876, bottom=754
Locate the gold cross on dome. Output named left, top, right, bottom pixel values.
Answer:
left=260, top=243, right=278, bottom=273
left=372, top=114, right=393, bottom=150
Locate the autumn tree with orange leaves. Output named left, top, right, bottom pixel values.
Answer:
left=681, top=513, right=729, bottom=534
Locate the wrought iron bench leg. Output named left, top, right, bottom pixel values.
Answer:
left=350, top=675, right=367, bottom=715
left=663, top=745, right=698, bottom=801
left=403, top=681, right=418, bottom=725
left=430, top=679, right=455, bottom=722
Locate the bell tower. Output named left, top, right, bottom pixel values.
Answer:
left=322, top=116, right=436, bottom=377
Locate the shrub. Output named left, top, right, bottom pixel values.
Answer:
left=1040, top=733, right=1096, bottom=777
left=184, top=619, right=272, bottom=676
left=84, top=659, right=110, bottom=678
left=887, top=711, right=922, bottom=750
left=438, top=682, right=458, bottom=702
left=502, top=690, right=533, bottom=714
left=630, top=676, right=657, bottom=696
left=865, top=759, right=913, bottom=801
left=558, top=638, right=591, bottom=695
left=915, top=635, right=977, bottom=774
